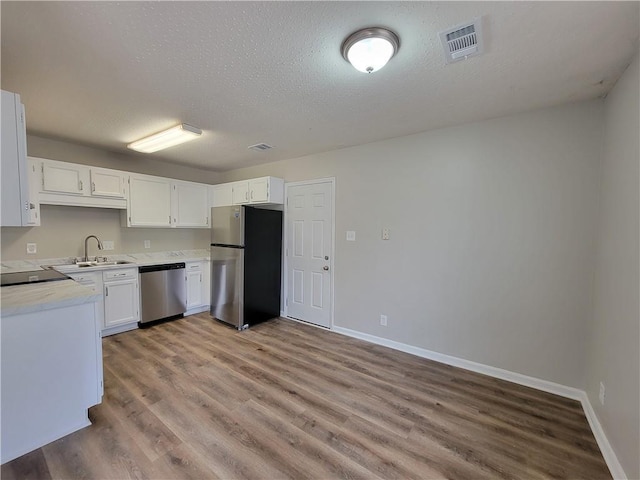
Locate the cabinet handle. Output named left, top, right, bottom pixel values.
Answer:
left=91, top=182, right=96, bottom=192
left=245, top=191, right=248, bottom=201
left=105, top=286, right=109, bottom=296
left=79, top=180, right=83, bottom=191
left=250, top=190, right=254, bottom=200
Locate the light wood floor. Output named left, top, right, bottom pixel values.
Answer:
left=3, top=314, right=611, bottom=479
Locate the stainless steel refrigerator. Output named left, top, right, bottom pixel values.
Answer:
left=210, top=205, right=282, bottom=330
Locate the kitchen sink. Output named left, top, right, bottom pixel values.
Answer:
left=45, top=261, right=134, bottom=270
left=77, top=260, right=133, bottom=267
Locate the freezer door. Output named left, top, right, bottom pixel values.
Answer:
left=210, top=246, right=245, bottom=329
left=211, top=205, right=244, bottom=246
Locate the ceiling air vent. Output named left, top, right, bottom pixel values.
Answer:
left=248, top=143, right=273, bottom=152
left=439, top=18, right=483, bottom=64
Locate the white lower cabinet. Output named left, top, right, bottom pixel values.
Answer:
left=66, top=271, right=104, bottom=331
left=185, top=261, right=210, bottom=313
left=103, top=268, right=139, bottom=335
left=1, top=301, right=102, bottom=464
left=63, top=271, right=104, bottom=397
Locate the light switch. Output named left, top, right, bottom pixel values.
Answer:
left=103, top=241, right=114, bottom=251
left=346, top=231, right=356, bottom=242
left=382, top=228, right=390, bottom=240
left=144, top=240, right=151, bottom=249
left=26, top=243, right=37, bottom=254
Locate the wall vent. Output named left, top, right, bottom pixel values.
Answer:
left=439, top=17, right=483, bottom=64
left=248, top=143, right=273, bottom=152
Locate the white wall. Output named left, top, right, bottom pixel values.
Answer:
left=586, top=52, right=639, bottom=480
left=222, top=100, right=604, bottom=389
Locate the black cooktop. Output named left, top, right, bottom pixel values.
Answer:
left=1, top=269, right=69, bottom=287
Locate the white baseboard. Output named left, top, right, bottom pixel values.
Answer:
left=579, top=393, right=627, bottom=479
left=331, top=325, right=627, bottom=480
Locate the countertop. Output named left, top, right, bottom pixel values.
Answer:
left=1, top=279, right=101, bottom=317
left=1, top=249, right=210, bottom=274
left=1, top=249, right=210, bottom=316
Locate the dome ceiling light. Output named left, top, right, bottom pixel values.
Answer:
left=341, top=27, right=400, bottom=73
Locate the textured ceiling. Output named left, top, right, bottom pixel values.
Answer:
left=1, top=1, right=638, bottom=172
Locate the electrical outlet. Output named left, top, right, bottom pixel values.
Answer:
left=380, top=314, right=388, bottom=326
left=26, top=243, right=37, bottom=254
left=346, top=231, right=356, bottom=242
left=382, top=228, right=390, bottom=240
left=599, top=382, right=605, bottom=406
left=102, top=241, right=114, bottom=251
left=144, top=240, right=151, bottom=249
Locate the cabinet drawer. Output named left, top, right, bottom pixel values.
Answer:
left=103, top=268, right=137, bottom=281
left=186, top=262, right=202, bottom=272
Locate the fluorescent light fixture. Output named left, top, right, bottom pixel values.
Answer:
left=127, top=123, right=202, bottom=153
left=341, top=27, right=399, bottom=73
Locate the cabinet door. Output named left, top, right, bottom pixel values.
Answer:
left=202, top=260, right=211, bottom=307
left=172, top=181, right=209, bottom=228
left=249, top=178, right=269, bottom=203
left=232, top=182, right=249, bottom=204
left=1, top=90, right=30, bottom=226
left=104, top=279, right=138, bottom=327
left=42, top=160, right=88, bottom=196
left=26, top=157, right=40, bottom=226
left=128, top=174, right=172, bottom=227
left=186, top=269, right=203, bottom=308
left=67, top=272, right=104, bottom=330
left=212, top=184, right=233, bottom=207
left=90, top=168, right=125, bottom=198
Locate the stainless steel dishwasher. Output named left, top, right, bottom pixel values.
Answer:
left=138, top=263, right=186, bottom=326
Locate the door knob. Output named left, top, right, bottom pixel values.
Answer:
left=323, top=266, right=329, bottom=271
left=325, top=256, right=329, bottom=260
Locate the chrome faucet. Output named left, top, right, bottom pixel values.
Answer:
left=84, top=235, right=104, bottom=262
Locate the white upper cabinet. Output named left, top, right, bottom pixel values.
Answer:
left=232, top=181, right=250, bottom=204
left=1, top=90, right=37, bottom=227
left=211, top=176, right=284, bottom=207
left=171, top=180, right=210, bottom=228
left=90, top=168, right=126, bottom=198
left=126, top=173, right=172, bottom=227
left=249, top=177, right=269, bottom=203
left=26, top=158, right=41, bottom=226
left=41, top=159, right=88, bottom=195
left=125, top=174, right=211, bottom=228
left=36, top=158, right=127, bottom=209
left=211, top=183, right=233, bottom=207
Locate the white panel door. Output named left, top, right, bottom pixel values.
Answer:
left=286, top=181, right=333, bottom=327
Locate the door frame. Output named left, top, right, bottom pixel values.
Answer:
left=283, top=177, right=336, bottom=329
